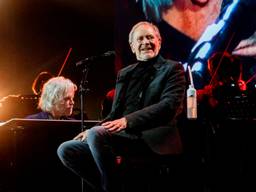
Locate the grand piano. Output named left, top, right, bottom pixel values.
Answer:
left=0, top=118, right=99, bottom=192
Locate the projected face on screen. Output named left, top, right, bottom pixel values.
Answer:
left=115, top=0, right=256, bottom=89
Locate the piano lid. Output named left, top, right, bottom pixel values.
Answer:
left=0, top=118, right=100, bottom=131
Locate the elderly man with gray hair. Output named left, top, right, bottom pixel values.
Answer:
left=26, top=76, right=77, bottom=120
left=57, top=21, right=186, bottom=192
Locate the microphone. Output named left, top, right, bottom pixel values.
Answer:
left=76, top=51, right=115, bottom=67
left=102, top=50, right=115, bottom=57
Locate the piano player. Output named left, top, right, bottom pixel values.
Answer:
left=26, top=76, right=77, bottom=120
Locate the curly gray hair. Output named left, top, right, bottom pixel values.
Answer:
left=38, top=76, right=77, bottom=112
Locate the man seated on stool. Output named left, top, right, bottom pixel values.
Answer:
left=26, top=76, right=77, bottom=120
left=57, top=21, right=186, bottom=192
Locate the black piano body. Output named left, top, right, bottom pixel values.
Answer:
left=0, top=118, right=99, bottom=192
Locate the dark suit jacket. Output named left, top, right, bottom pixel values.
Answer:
left=106, top=56, right=186, bottom=155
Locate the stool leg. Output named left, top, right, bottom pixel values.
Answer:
left=81, top=178, right=85, bottom=192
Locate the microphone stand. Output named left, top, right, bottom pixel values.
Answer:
left=79, top=66, right=90, bottom=132
left=76, top=51, right=114, bottom=192
left=79, top=64, right=90, bottom=192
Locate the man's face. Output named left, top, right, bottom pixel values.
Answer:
left=130, top=24, right=161, bottom=61
left=55, top=87, right=75, bottom=117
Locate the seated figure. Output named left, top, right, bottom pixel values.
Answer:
left=26, top=76, right=77, bottom=120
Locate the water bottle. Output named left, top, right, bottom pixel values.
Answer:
left=187, top=85, right=197, bottom=119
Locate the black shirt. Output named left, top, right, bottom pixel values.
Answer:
left=122, top=56, right=157, bottom=116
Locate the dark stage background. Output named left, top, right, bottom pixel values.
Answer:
left=0, top=0, right=256, bottom=192
left=1, top=0, right=256, bottom=121
left=0, top=0, right=116, bottom=120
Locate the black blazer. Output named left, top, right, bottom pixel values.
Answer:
left=106, top=56, right=186, bottom=155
